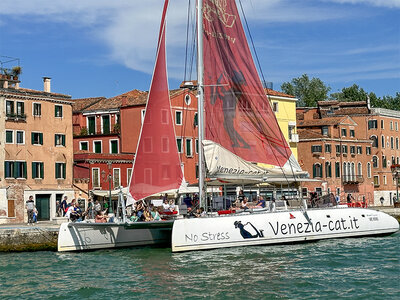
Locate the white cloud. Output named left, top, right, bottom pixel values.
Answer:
left=325, top=0, right=400, bottom=9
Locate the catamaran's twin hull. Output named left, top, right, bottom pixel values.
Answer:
left=58, top=221, right=174, bottom=252
left=171, top=208, right=399, bottom=252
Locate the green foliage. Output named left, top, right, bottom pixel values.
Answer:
left=281, top=74, right=331, bottom=107
left=80, top=127, right=88, bottom=136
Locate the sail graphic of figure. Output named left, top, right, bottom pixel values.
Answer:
left=211, top=69, right=250, bottom=149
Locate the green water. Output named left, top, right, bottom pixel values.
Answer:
left=1, top=232, right=399, bottom=299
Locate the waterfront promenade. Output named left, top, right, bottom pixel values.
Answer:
left=0, top=207, right=399, bottom=252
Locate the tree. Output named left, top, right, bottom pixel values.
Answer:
left=281, top=74, right=331, bottom=107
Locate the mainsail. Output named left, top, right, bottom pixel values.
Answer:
left=129, top=0, right=183, bottom=201
left=202, top=0, right=293, bottom=167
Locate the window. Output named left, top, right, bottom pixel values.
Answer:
left=88, top=116, right=96, bottom=134
left=289, top=125, right=296, bottom=140
left=141, top=109, right=146, bottom=124
left=396, top=138, right=399, bottom=150
left=6, top=130, right=13, bottom=144
left=6, top=100, right=14, bottom=116
left=322, top=126, right=328, bottom=136
left=102, top=115, right=110, bottom=134
left=313, top=163, right=322, bottom=178
left=311, top=145, right=322, bottom=153
left=16, top=101, right=25, bottom=117
left=342, top=145, right=348, bottom=154
left=33, top=103, right=41, bottom=117
left=370, top=136, right=378, bottom=147
left=55, top=105, right=63, bottom=118
left=335, top=162, right=340, bottom=178
left=5, top=161, right=14, bottom=178
left=94, top=141, right=102, bottom=153
left=176, top=138, right=183, bottom=153
left=367, top=163, right=371, bottom=178
left=185, top=94, right=191, bottom=105
left=372, top=156, right=378, bottom=168
left=186, top=138, right=193, bottom=157
left=368, top=120, right=377, bottom=129
left=382, top=155, right=387, bottom=168
left=381, top=120, right=384, bottom=129
left=195, top=139, right=199, bottom=154
left=381, top=135, right=385, bottom=148
left=31, top=132, right=43, bottom=145
left=395, top=122, right=398, bottom=131
left=391, top=137, right=394, bottom=149
left=127, top=168, right=132, bottom=185
left=383, top=175, right=387, bottom=185
left=194, top=113, right=198, bottom=127
left=350, top=146, right=355, bottom=154
left=55, top=134, right=66, bottom=146
left=80, top=141, right=89, bottom=151
left=325, top=144, right=331, bottom=153
left=302, top=188, right=308, bottom=198
left=110, top=140, right=119, bottom=154
left=341, top=128, right=347, bottom=137
left=272, top=102, right=278, bottom=112
left=350, top=129, right=355, bottom=137
left=16, top=131, right=24, bottom=144
left=175, top=111, right=182, bottom=125
left=325, top=162, right=332, bottom=178
left=392, top=156, right=396, bottom=165
left=366, top=146, right=371, bottom=155
left=374, top=175, right=379, bottom=186
left=113, top=168, right=121, bottom=188
left=357, top=162, right=362, bottom=176
left=5, top=161, right=27, bottom=179
left=335, top=145, right=341, bottom=154
left=32, top=162, right=44, bottom=179
left=55, top=162, right=66, bottom=179
left=92, top=168, right=100, bottom=188
left=390, top=121, right=393, bottom=130
left=357, top=146, right=362, bottom=154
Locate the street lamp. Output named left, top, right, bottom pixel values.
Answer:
left=101, top=161, right=113, bottom=214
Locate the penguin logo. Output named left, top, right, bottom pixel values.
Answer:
left=234, top=220, right=264, bottom=239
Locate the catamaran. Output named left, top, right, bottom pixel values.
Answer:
left=170, top=0, right=399, bottom=252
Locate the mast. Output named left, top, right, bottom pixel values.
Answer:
left=197, top=0, right=205, bottom=208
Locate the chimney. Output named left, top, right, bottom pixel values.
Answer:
left=3, top=80, right=8, bottom=89
left=43, top=77, right=51, bottom=93
left=121, top=95, right=128, bottom=107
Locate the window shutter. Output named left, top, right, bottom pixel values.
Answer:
left=39, top=133, right=43, bottom=145
left=21, top=103, right=25, bottom=114
left=63, top=163, right=66, bottom=179
left=31, top=132, right=34, bottom=145
left=55, top=135, right=57, bottom=146
left=55, top=163, right=59, bottom=179
left=32, top=162, right=36, bottom=179
left=40, top=162, right=44, bottom=179
left=62, top=135, right=65, bottom=146
left=313, top=164, right=316, bottom=178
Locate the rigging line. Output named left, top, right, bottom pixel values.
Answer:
left=238, top=0, right=294, bottom=187
left=183, top=0, right=191, bottom=81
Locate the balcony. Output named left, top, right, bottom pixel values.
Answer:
left=6, top=113, right=26, bottom=122
left=342, top=175, right=364, bottom=184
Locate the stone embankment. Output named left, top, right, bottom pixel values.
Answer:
left=0, top=209, right=399, bottom=252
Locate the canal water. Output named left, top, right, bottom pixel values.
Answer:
left=1, top=232, right=399, bottom=299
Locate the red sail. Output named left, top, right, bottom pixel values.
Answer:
left=202, top=0, right=292, bottom=166
left=129, top=0, right=183, bottom=201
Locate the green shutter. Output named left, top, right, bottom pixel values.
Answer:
left=31, top=132, right=34, bottom=145
left=39, top=133, right=43, bottom=145
left=40, top=162, right=44, bottom=179
left=62, top=135, right=65, bottom=146
left=55, top=163, right=59, bottom=179
left=32, top=162, right=37, bottom=179
left=55, top=135, right=57, bottom=146
left=63, top=163, right=66, bottom=179
left=23, top=162, right=27, bottom=179
left=313, top=164, right=316, bottom=178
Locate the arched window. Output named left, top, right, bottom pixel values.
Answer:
left=381, top=135, right=385, bottom=148
left=357, top=162, right=362, bottom=176
left=335, top=162, right=340, bottom=178
left=325, top=162, right=332, bottom=178
left=367, top=162, right=371, bottom=178
left=391, top=137, right=394, bottom=149
left=396, top=137, right=399, bottom=150
left=313, top=163, right=322, bottom=178
left=372, top=156, right=378, bottom=168
left=351, top=162, right=355, bottom=181
left=370, top=136, right=378, bottom=147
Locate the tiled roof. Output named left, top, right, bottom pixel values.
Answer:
left=318, top=100, right=367, bottom=107
left=298, top=129, right=325, bottom=139
left=297, top=116, right=345, bottom=127
left=265, top=88, right=296, bottom=98
left=1, top=87, right=71, bottom=99
left=72, top=97, right=106, bottom=112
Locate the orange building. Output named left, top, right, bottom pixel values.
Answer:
left=297, top=101, right=400, bottom=206
left=0, top=77, right=74, bottom=223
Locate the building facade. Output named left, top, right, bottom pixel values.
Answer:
left=297, top=101, right=400, bottom=206
left=0, top=76, right=74, bottom=223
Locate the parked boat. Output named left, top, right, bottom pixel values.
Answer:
left=170, top=0, right=399, bottom=252
left=58, top=0, right=181, bottom=252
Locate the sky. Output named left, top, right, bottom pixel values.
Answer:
left=0, top=0, right=399, bottom=99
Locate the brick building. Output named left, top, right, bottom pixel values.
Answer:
left=0, top=76, right=74, bottom=223
left=297, top=101, right=400, bottom=205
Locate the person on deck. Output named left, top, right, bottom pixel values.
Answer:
left=60, top=196, right=68, bottom=216
left=95, top=211, right=108, bottom=223
left=26, top=195, right=35, bottom=225
left=256, top=196, right=266, bottom=208
left=183, top=193, right=193, bottom=208
left=241, top=197, right=250, bottom=210
left=238, top=190, right=245, bottom=203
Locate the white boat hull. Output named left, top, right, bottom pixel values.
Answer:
left=58, top=221, right=173, bottom=252
left=171, top=208, right=399, bottom=252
